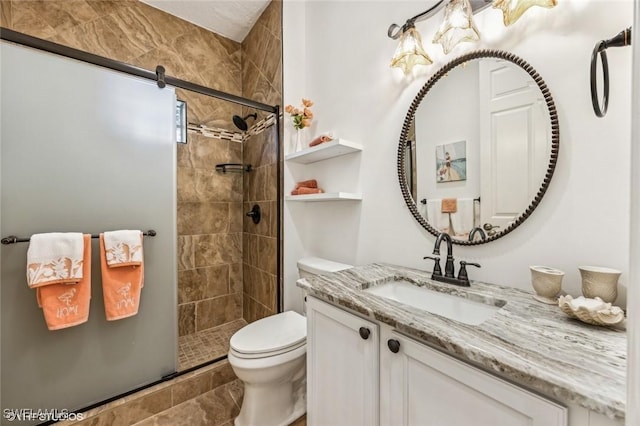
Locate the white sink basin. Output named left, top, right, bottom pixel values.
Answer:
left=365, top=280, right=502, bottom=326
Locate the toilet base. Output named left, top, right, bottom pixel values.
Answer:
left=234, top=373, right=306, bottom=426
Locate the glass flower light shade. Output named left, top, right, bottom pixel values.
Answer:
left=492, top=0, right=558, bottom=26
left=433, top=0, right=480, bottom=55
left=391, top=27, right=432, bottom=74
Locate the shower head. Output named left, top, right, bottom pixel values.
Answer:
left=232, top=113, right=257, bottom=131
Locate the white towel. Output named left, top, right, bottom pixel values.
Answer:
left=103, top=230, right=143, bottom=268
left=26, top=232, right=84, bottom=288
left=450, top=198, right=475, bottom=237
left=426, top=200, right=449, bottom=233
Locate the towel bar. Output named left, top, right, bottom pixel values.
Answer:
left=1, top=230, right=157, bottom=245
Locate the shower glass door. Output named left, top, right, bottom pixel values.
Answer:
left=0, top=41, right=177, bottom=421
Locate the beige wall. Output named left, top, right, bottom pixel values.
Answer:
left=241, top=0, right=282, bottom=323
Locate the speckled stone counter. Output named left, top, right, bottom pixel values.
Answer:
left=297, top=263, right=626, bottom=419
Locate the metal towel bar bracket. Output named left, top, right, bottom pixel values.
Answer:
left=1, top=230, right=157, bottom=245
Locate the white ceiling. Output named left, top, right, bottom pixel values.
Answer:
left=140, top=0, right=271, bottom=43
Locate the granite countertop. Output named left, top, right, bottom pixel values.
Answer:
left=297, top=263, right=626, bottom=420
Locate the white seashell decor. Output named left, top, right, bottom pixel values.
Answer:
left=558, top=295, right=625, bottom=326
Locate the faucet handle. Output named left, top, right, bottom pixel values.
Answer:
left=458, top=261, right=481, bottom=282
left=423, top=256, right=442, bottom=277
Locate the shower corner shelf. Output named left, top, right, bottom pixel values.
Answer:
left=285, top=192, right=363, bottom=202
left=285, top=138, right=363, bottom=164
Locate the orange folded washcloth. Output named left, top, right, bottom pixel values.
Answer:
left=441, top=198, right=458, bottom=213
left=100, top=232, right=144, bottom=321
left=295, top=179, right=318, bottom=189
left=291, top=187, right=324, bottom=195
left=36, top=234, right=91, bottom=330
left=309, top=135, right=333, bottom=147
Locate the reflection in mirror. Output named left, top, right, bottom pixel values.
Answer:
left=398, top=50, right=559, bottom=245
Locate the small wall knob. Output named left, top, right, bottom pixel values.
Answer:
left=359, top=327, right=371, bottom=340
left=246, top=204, right=261, bottom=224
left=387, top=339, right=401, bottom=353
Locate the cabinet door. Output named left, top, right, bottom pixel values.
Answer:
left=307, top=296, right=379, bottom=426
left=380, top=328, right=567, bottom=426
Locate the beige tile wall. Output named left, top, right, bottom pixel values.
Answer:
left=177, top=133, right=244, bottom=336
left=241, top=0, right=282, bottom=323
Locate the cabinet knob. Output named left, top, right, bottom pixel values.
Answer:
left=387, top=339, right=401, bottom=353
left=359, top=327, right=371, bottom=340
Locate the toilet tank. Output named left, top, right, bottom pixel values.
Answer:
left=297, top=257, right=352, bottom=315
left=297, top=257, right=353, bottom=278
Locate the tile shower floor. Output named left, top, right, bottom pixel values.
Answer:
left=178, top=319, right=247, bottom=371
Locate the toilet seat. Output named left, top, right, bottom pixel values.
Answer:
left=230, top=311, right=306, bottom=359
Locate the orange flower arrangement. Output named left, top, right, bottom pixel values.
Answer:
left=285, top=98, right=313, bottom=130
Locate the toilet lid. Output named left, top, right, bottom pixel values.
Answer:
left=230, top=311, right=306, bottom=355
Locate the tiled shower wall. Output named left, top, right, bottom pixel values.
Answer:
left=241, top=0, right=283, bottom=323
left=0, top=0, right=253, bottom=337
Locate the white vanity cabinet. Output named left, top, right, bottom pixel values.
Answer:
left=379, top=328, right=567, bottom=426
left=307, top=296, right=623, bottom=426
left=306, top=296, right=379, bottom=426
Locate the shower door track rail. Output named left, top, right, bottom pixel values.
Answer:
left=2, top=27, right=284, bottom=425
left=0, top=28, right=278, bottom=114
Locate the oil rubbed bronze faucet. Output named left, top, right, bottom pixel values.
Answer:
left=433, top=232, right=455, bottom=278
left=423, top=232, right=481, bottom=287
left=468, top=227, right=487, bottom=242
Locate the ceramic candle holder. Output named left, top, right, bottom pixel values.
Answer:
left=579, top=266, right=621, bottom=303
left=530, top=266, right=564, bottom=304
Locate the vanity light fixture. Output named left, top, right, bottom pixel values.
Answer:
left=493, top=0, right=558, bottom=26
left=433, top=0, right=481, bottom=55
left=388, top=0, right=558, bottom=73
left=388, top=0, right=490, bottom=73
left=390, top=25, right=433, bottom=74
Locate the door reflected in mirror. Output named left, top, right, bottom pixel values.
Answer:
left=398, top=50, right=559, bottom=245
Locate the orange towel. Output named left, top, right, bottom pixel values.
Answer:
left=295, top=179, right=318, bottom=189
left=100, top=233, right=144, bottom=321
left=291, top=187, right=324, bottom=195
left=309, top=135, right=333, bottom=147
left=36, top=234, right=91, bottom=330
left=441, top=198, right=458, bottom=213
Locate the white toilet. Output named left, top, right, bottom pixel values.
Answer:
left=228, top=257, right=353, bottom=426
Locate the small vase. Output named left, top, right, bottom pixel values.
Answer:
left=579, top=266, right=621, bottom=303
left=530, top=266, right=564, bottom=304
left=295, top=129, right=304, bottom=152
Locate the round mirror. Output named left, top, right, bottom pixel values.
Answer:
left=398, top=50, right=559, bottom=245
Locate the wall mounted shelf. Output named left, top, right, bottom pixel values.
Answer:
left=285, top=192, right=363, bottom=202
left=285, top=138, right=363, bottom=164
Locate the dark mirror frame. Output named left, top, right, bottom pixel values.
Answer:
left=397, top=50, right=560, bottom=245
